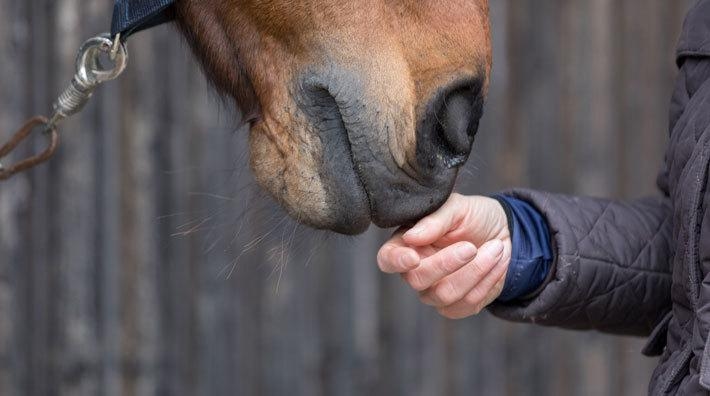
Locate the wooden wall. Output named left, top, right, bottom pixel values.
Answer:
left=0, top=1, right=696, bottom=395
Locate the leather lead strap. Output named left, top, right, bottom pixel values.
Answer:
left=0, top=34, right=127, bottom=182
left=0, top=117, right=59, bottom=181
left=0, top=3, right=174, bottom=182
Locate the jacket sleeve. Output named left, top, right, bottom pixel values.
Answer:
left=487, top=189, right=673, bottom=336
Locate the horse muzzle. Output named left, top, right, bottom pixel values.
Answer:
left=296, top=72, right=485, bottom=233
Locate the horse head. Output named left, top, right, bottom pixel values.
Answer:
left=174, top=0, right=492, bottom=234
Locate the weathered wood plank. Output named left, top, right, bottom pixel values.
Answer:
left=0, top=1, right=694, bottom=395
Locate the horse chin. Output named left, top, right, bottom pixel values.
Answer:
left=250, top=121, right=457, bottom=235
left=249, top=120, right=454, bottom=235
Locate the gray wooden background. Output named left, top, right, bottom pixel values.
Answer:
left=0, top=1, right=696, bottom=395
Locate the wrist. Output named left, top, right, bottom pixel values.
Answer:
left=491, top=195, right=514, bottom=242
left=490, top=194, right=554, bottom=302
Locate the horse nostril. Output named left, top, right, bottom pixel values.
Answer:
left=437, top=82, right=483, bottom=156
left=436, top=87, right=482, bottom=156
left=417, top=78, right=485, bottom=175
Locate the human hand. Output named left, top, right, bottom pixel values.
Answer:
left=377, top=194, right=512, bottom=319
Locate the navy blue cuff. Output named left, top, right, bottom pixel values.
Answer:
left=492, top=195, right=553, bottom=302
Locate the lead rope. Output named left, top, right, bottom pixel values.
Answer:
left=0, top=33, right=127, bottom=181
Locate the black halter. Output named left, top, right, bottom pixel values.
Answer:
left=111, top=0, right=176, bottom=40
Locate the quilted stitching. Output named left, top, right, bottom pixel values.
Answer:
left=489, top=7, right=710, bottom=391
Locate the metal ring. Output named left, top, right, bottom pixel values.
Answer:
left=75, top=33, right=128, bottom=87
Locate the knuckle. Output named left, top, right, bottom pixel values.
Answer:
left=463, top=293, right=485, bottom=315
left=438, top=308, right=463, bottom=320
left=469, top=260, right=487, bottom=279
left=433, top=255, right=452, bottom=275
left=463, top=290, right=484, bottom=308
left=434, top=291, right=451, bottom=306
left=427, top=251, right=461, bottom=276
left=435, top=282, right=458, bottom=306
left=406, top=271, right=428, bottom=291
left=437, top=308, right=455, bottom=319
left=418, top=292, right=435, bottom=306
left=423, top=219, right=442, bottom=234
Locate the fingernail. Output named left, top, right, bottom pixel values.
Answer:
left=454, top=243, right=477, bottom=262
left=399, top=252, right=418, bottom=269
left=405, top=225, right=426, bottom=238
left=486, top=240, right=504, bottom=258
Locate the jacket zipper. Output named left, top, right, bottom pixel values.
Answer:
left=661, top=346, right=693, bottom=393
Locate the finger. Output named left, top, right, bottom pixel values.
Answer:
left=419, top=239, right=504, bottom=307
left=401, top=241, right=477, bottom=291
left=436, top=251, right=509, bottom=319
left=402, top=193, right=466, bottom=247
left=377, top=240, right=421, bottom=273
left=377, top=245, right=419, bottom=274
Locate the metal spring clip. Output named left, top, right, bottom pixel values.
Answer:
left=0, top=33, right=127, bottom=181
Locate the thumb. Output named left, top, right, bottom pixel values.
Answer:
left=402, top=193, right=467, bottom=247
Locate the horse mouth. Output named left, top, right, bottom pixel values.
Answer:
left=299, top=83, right=373, bottom=234
left=297, top=77, right=462, bottom=235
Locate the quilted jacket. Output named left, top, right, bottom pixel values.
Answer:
left=489, top=1, right=710, bottom=394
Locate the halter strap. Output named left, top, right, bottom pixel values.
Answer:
left=111, top=0, right=176, bottom=40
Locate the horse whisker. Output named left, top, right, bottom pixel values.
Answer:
left=188, top=192, right=239, bottom=202
left=172, top=216, right=213, bottom=237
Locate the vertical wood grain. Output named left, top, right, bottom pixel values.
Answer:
left=0, top=1, right=693, bottom=395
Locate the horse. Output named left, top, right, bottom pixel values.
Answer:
left=173, top=0, right=492, bottom=234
